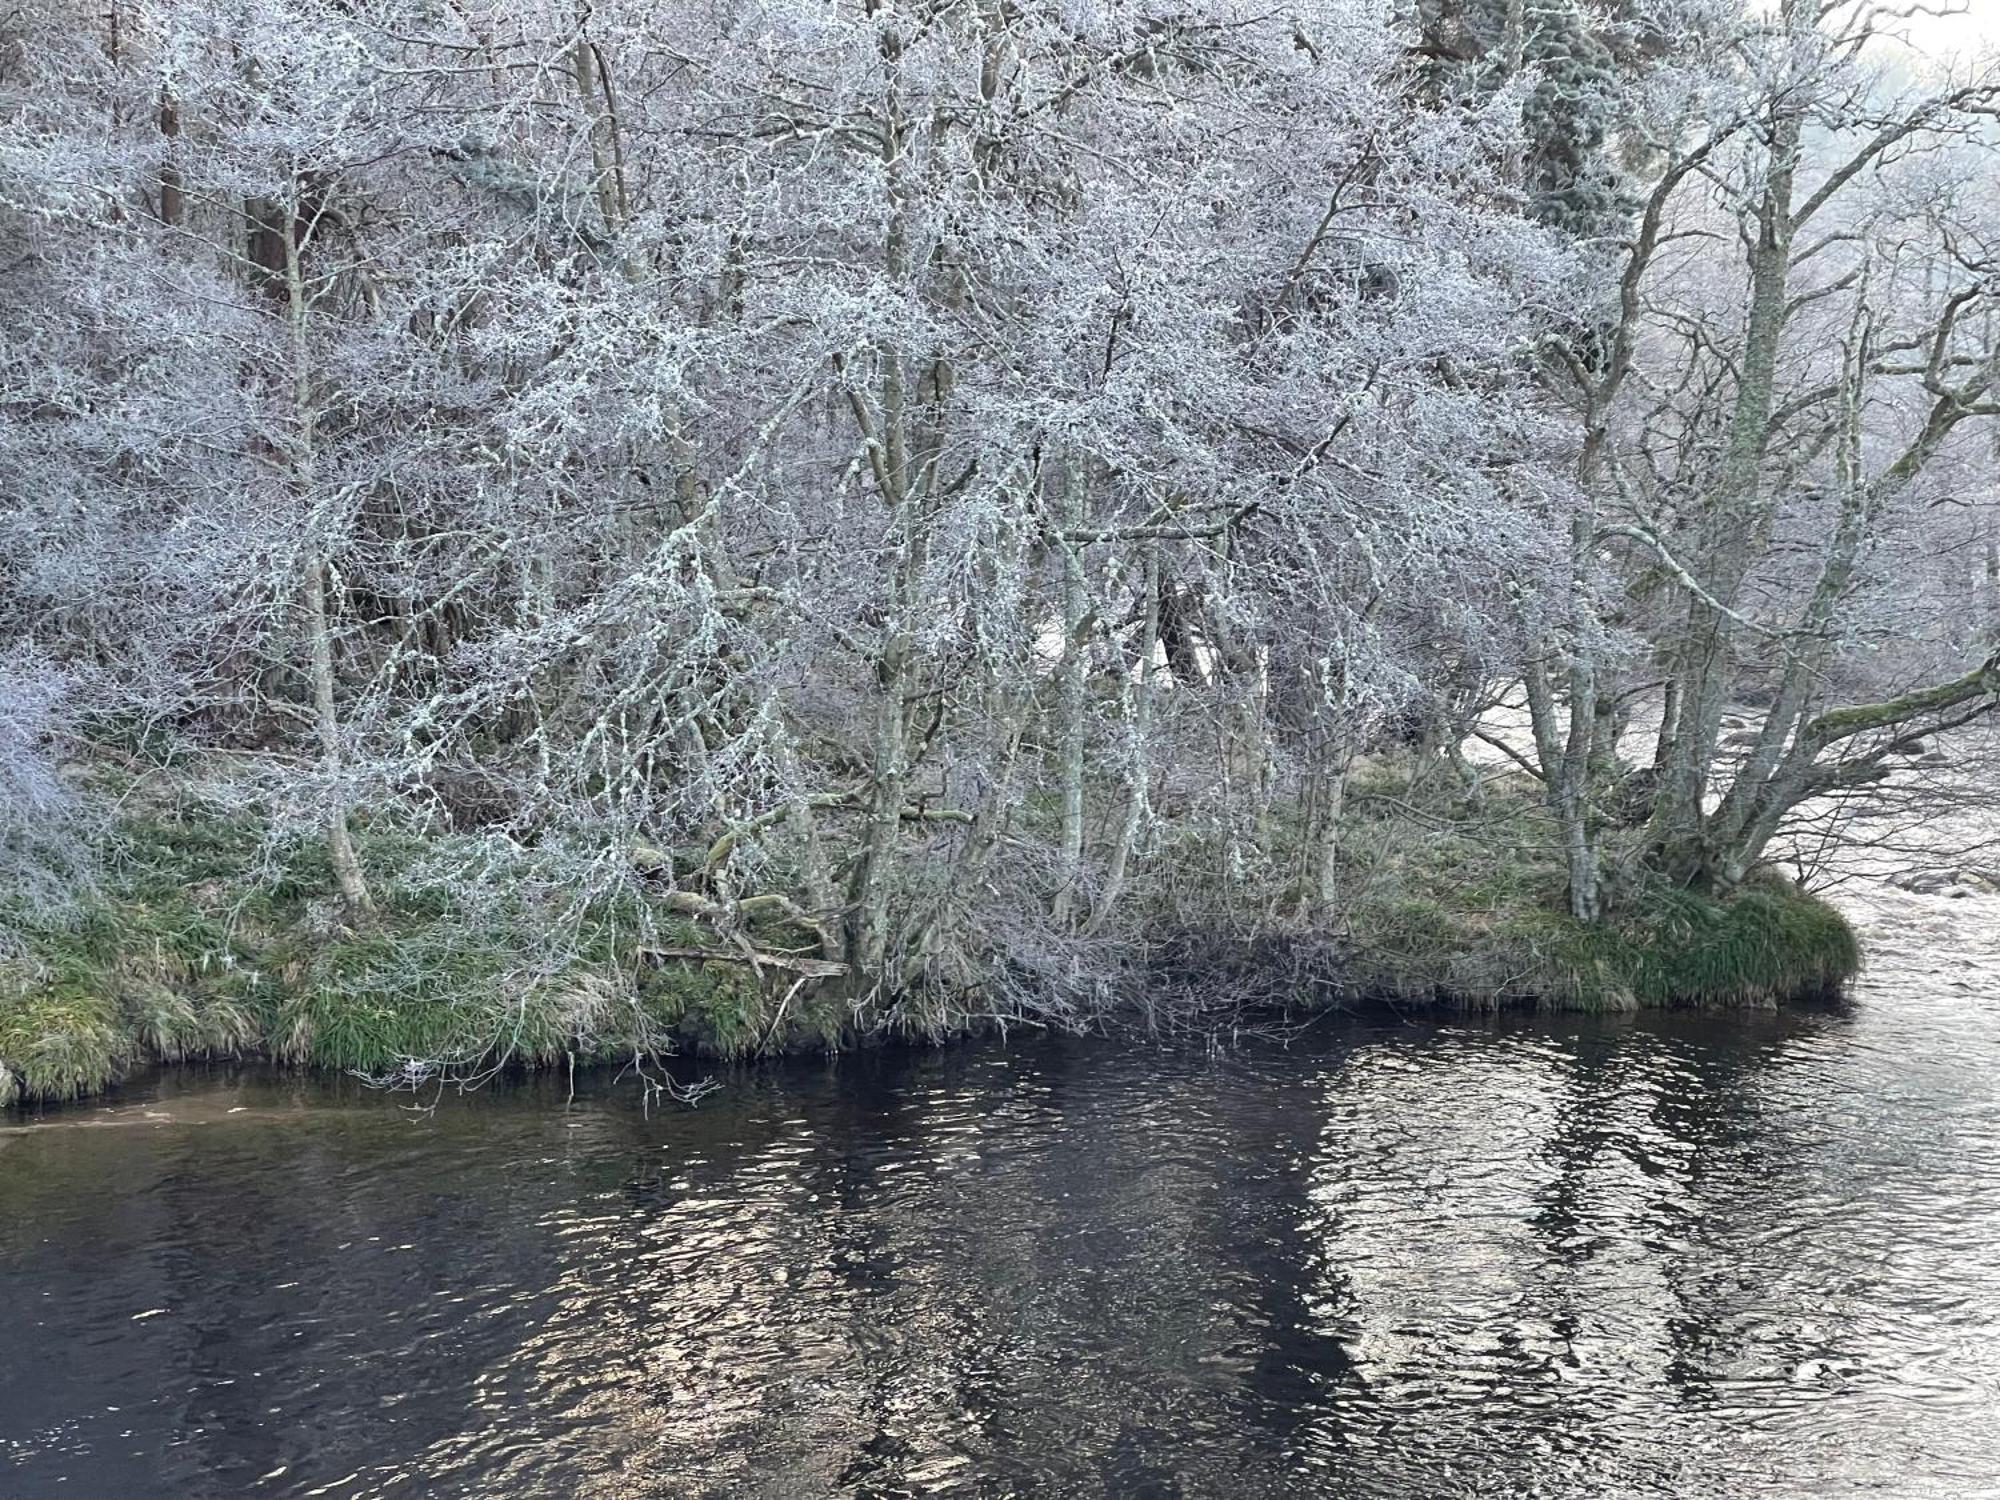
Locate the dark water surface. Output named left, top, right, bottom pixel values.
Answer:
left=6, top=967, right=2000, bottom=1497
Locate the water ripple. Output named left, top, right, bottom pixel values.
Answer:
left=5, top=952, right=2000, bottom=1496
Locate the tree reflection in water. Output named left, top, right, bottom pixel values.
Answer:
left=4, top=985, right=1999, bottom=1498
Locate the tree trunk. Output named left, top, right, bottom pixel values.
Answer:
left=157, top=91, right=184, bottom=226
left=1645, top=10, right=1808, bottom=884
left=1051, top=455, right=1089, bottom=928
left=283, top=196, right=372, bottom=916
left=303, top=556, right=373, bottom=914
left=1087, top=544, right=1158, bottom=934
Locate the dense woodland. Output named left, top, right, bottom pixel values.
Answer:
left=2, top=0, right=1999, bottom=1091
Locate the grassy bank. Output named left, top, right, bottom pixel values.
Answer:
left=0, top=800, right=851, bottom=1108
left=1156, top=873, right=1859, bottom=1016
left=1, top=773, right=1861, bottom=1108
left=1135, top=780, right=1855, bottom=1019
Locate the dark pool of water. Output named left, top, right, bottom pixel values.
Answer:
left=6, top=965, right=2000, bottom=1497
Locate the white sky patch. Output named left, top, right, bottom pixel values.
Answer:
left=1871, top=2, right=2000, bottom=66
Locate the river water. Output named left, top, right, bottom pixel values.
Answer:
left=5, top=891, right=2000, bottom=1497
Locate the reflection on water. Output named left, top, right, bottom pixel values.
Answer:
left=6, top=945, right=2000, bottom=1497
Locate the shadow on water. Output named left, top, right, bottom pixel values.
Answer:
left=5, top=987, right=1999, bottom=1498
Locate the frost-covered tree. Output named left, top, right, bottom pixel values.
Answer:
left=6, top=0, right=1993, bottom=1061
left=1526, top=0, right=2000, bottom=906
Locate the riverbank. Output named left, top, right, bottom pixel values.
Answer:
left=0, top=775, right=1860, bottom=1107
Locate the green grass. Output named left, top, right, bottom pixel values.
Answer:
left=0, top=790, right=854, bottom=1103
left=0, top=958, right=131, bottom=1102
left=1514, top=876, right=1859, bottom=1011
left=1516, top=894, right=1845, bottom=1011
left=0, top=766, right=1864, bottom=1106
left=1174, top=759, right=1862, bottom=1015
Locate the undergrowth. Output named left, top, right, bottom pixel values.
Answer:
left=0, top=788, right=838, bottom=1104
left=1, top=762, right=1862, bottom=1106
left=1148, top=759, right=1860, bottom=1016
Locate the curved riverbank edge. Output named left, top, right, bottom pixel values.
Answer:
left=1147, top=876, right=1860, bottom=1015
left=2, top=826, right=1859, bottom=1108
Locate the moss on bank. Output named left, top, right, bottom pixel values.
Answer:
left=1145, top=759, right=1860, bottom=1016
left=0, top=800, right=848, bottom=1105
left=2, top=779, right=1861, bottom=1107
left=1263, top=874, right=1859, bottom=1013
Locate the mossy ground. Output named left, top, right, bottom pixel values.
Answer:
left=0, top=795, right=843, bottom=1106
left=1297, top=873, right=1858, bottom=1013
left=2, top=765, right=1862, bottom=1107
left=1149, top=758, right=1859, bottom=1016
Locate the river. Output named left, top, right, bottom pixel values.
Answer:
left=5, top=887, right=2000, bottom=1497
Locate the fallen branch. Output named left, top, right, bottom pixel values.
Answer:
left=637, top=945, right=849, bottom=978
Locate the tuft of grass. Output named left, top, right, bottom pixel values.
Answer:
left=494, top=969, right=628, bottom=1066
left=127, top=983, right=202, bottom=1062
left=193, top=991, right=263, bottom=1057
left=1524, top=876, right=1859, bottom=1010
left=0, top=958, right=131, bottom=1101
left=637, top=956, right=773, bottom=1057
